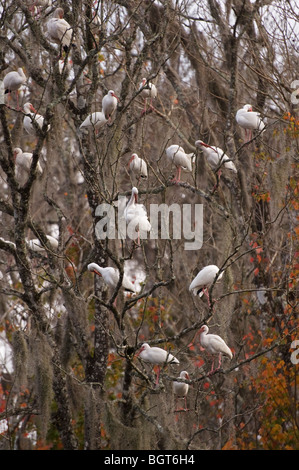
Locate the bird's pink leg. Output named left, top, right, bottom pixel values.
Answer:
left=155, top=366, right=161, bottom=385
left=175, top=397, right=189, bottom=413
left=171, top=167, right=178, bottom=183
left=172, top=167, right=181, bottom=184
left=141, top=99, right=148, bottom=115
left=177, top=167, right=181, bottom=183
left=132, top=231, right=141, bottom=248
left=174, top=397, right=181, bottom=412
left=16, top=91, right=21, bottom=111
left=211, top=170, right=221, bottom=193
left=208, top=354, right=222, bottom=376
left=202, top=288, right=211, bottom=306
left=208, top=357, right=215, bottom=376
left=184, top=397, right=188, bottom=411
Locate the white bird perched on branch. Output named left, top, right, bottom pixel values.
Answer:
left=139, top=77, right=157, bottom=112
left=23, top=102, right=50, bottom=135
left=173, top=370, right=190, bottom=411
left=195, top=140, right=237, bottom=174
left=198, top=325, right=233, bottom=375
left=128, top=153, right=148, bottom=180
left=27, top=235, right=58, bottom=252
left=79, top=111, right=107, bottom=133
left=189, top=265, right=223, bottom=304
left=124, top=187, right=151, bottom=244
left=46, top=7, right=75, bottom=53
left=235, top=104, right=265, bottom=142
left=102, top=90, right=119, bottom=121
left=87, top=262, right=137, bottom=294
left=13, top=148, right=43, bottom=175
left=3, top=68, right=27, bottom=109
left=166, top=144, right=195, bottom=183
left=136, top=343, right=179, bottom=385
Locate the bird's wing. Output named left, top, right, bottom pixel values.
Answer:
left=209, top=335, right=232, bottom=358
left=103, top=267, right=119, bottom=287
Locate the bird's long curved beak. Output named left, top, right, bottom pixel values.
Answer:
left=112, top=93, right=119, bottom=101
left=128, top=155, right=135, bottom=168
left=135, top=346, right=144, bottom=357
left=93, top=269, right=102, bottom=277
left=198, top=142, right=214, bottom=151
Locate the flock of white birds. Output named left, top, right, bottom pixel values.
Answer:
left=2, top=4, right=267, bottom=411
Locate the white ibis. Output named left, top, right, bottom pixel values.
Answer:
left=189, top=265, right=223, bottom=305
left=139, top=77, right=157, bottom=112
left=166, top=144, right=195, bottom=183
left=235, top=104, right=265, bottom=142
left=23, top=102, right=50, bottom=135
left=102, top=90, right=119, bottom=121
left=136, top=343, right=179, bottom=385
left=3, top=68, right=27, bottom=109
left=195, top=140, right=237, bottom=174
left=46, top=8, right=75, bottom=53
left=124, top=187, right=151, bottom=244
left=13, top=147, right=43, bottom=175
left=173, top=370, right=190, bottom=411
left=27, top=235, right=58, bottom=252
left=87, top=262, right=137, bottom=294
left=198, top=325, right=233, bottom=374
left=79, top=111, right=107, bottom=133
left=128, top=153, right=148, bottom=180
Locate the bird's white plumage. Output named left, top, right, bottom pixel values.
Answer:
left=137, top=343, right=179, bottom=365
left=236, top=104, right=265, bottom=139
left=102, top=90, right=118, bottom=120
left=47, top=8, right=74, bottom=50
left=124, top=187, right=151, bottom=235
left=199, top=325, right=233, bottom=359
left=23, top=102, right=49, bottom=135
left=88, top=262, right=136, bottom=293
left=14, top=147, right=43, bottom=175
left=195, top=140, right=237, bottom=173
left=166, top=145, right=194, bottom=173
left=128, top=153, right=148, bottom=179
left=139, top=78, right=157, bottom=100
left=27, top=235, right=58, bottom=252
left=79, top=111, right=107, bottom=131
left=3, top=68, right=26, bottom=93
left=173, top=370, right=190, bottom=397
left=189, top=265, right=223, bottom=297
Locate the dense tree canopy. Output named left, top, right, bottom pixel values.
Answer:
left=0, top=0, right=298, bottom=450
